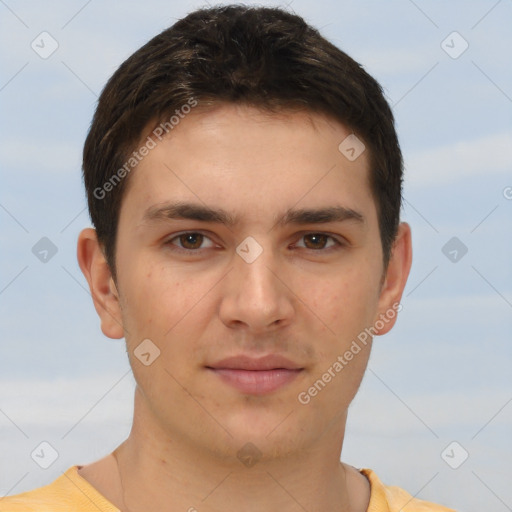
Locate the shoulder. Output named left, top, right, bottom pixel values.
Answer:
left=361, top=468, right=456, bottom=512
left=0, top=466, right=119, bottom=512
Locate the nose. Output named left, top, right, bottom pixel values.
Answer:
left=218, top=241, right=295, bottom=333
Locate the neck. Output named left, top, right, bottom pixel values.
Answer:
left=97, top=388, right=369, bottom=512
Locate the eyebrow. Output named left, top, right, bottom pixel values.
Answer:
left=142, top=201, right=365, bottom=227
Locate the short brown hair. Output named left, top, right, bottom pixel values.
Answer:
left=83, top=4, right=403, bottom=275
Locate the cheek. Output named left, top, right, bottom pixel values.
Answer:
left=303, top=266, right=379, bottom=337
left=298, top=271, right=376, bottom=411
left=119, top=259, right=216, bottom=345
left=118, top=262, right=207, bottom=388
left=117, top=260, right=169, bottom=342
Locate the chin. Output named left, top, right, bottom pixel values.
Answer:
left=219, top=413, right=311, bottom=456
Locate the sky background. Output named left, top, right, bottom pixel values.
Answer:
left=0, top=1, right=511, bottom=510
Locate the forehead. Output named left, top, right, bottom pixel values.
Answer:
left=121, top=104, right=376, bottom=226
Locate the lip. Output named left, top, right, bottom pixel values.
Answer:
left=206, top=354, right=304, bottom=395
left=208, top=354, right=303, bottom=371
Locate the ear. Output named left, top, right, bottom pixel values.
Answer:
left=77, top=228, right=124, bottom=339
left=373, top=222, right=412, bottom=336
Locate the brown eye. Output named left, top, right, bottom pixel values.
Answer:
left=300, top=233, right=343, bottom=252
left=167, top=232, right=215, bottom=251
left=302, top=233, right=334, bottom=250
left=179, top=233, right=204, bottom=249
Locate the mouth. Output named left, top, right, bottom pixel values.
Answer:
left=205, top=354, right=304, bottom=395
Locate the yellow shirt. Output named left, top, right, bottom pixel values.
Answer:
left=0, top=466, right=455, bottom=511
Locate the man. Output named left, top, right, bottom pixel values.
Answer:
left=2, top=5, right=455, bottom=511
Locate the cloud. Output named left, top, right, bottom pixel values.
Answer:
left=405, top=132, right=512, bottom=187
left=0, top=374, right=135, bottom=429
left=0, top=139, right=81, bottom=174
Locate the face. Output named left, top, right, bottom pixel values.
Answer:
left=81, top=103, right=410, bottom=462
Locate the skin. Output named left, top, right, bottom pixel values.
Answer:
left=77, top=103, right=412, bottom=512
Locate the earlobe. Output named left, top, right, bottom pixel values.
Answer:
left=373, top=222, right=412, bottom=336
left=77, top=228, right=124, bottom=339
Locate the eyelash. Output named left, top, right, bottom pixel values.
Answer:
left=164, top=231, right=345, bottom=254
